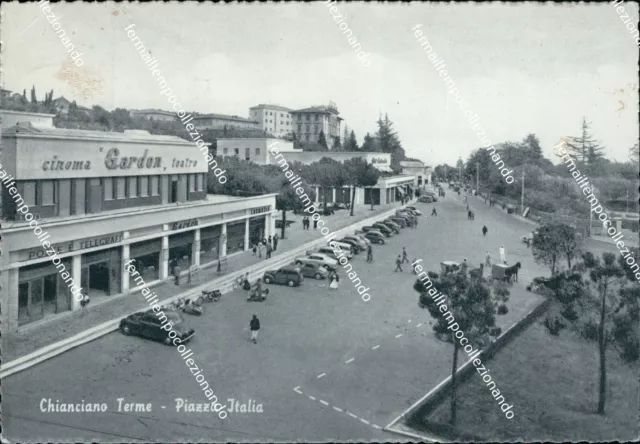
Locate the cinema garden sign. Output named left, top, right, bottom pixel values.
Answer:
left=41, top=148, right=180, bottom=172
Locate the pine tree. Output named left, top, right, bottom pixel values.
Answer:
left=30, top=85, right=37, bottom=104
left=522, top=133, right=543, bottom=161
left=566, top=117, right=605, bottom=166
left=348, top=130, right=359, bottom=151
left=317, top=130, right=328, bottom=150
left=361, top=132, right=379, bottom=152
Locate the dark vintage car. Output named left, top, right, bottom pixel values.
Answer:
left=389, top=216, right=408, bottom=228
left=292, top=262, right=329, bottom=280
left=382, top=219, right=401, bottom=232
left=120, top=310, right=195, bottom=345
left=365, top=231, right=386, bottom=245
left=263, top=265, right=304, bottom=287
left=372, top=222, right=394, bottom=237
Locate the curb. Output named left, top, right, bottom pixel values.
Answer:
left=0, top=207, right=401, bottom=379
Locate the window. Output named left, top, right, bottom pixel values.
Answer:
left=234, top=148, right=239, bottom=156
left=196, top=173, right=204, bottom=191
left=23, top=181, right=37, bottom=206
left=128, top=177, right=137, bottom=198
left=255, top=147, right=260, bottom=155
left=280, top=113, right=283, bottom=117
left=104, top=178, right=113, bottom=200
left=280, top=121, right=283, bottom=125
left=41, top=180, right=56, bottom=205
left=223, top=147, right=228, bottom=155
left=315, top=114, right=319, bottom=121
left=306, top=124, right=310, bottom=132
left=245, top=147, right=250, bottom=160
left=116, top=178, right=126, bottom=199
left=298, top=124, right=302, bottom=132
left=306, top=114, right=310, bottom=121
left=150, top=176, right=160, bottom=196
left=139, top=176, right=149, bottom=197
left=189, top=174, right=196, bottom=192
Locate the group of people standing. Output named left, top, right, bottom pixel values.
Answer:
left=301, top=216, right=317, bottom=230
left=252, top=234, right=278, bottom=259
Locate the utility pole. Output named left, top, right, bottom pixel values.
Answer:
left=520, top=168, right=525, bottom=215
left=475, top=161, right=479, bottom=193
left=626, top=189, right=629, bottom=213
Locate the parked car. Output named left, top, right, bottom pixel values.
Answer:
left=361, top=226, right=381, bottom=233
left=365, top=231, right=386, bottom=245
left=343, top=235, right=368, bottom=250
left=382, top=219, right=401, bottom=232
left=317, top=245, right=352, bottom=261
left=263, top=265, right=304, bottom=287
left=293, top=262, right=329, bottom=280
left=418, top=195, right=435, bottom=203
left=338, top=238, right=363, bottom=252
left=396, top=211, right=416, bottom=222
left=329, top=240, right=357, bottom=256
left=400, top=208, right=419, bottom=217
left=405, top=206, right=423, bottom=215
left=351, top=233, right=372, bottom=247
left=372, top=222, right=393, bottom=237
left=297, top=253, right=338, bottom=271
left=275, top=220, right=295, bottom=229
left=389, top=216, right=408, bottom=227
left=335, top=202, right=349, bottom=210
left=120, top=310, right=195, bottom=345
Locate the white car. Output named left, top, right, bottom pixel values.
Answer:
left=343, top=235, right=368, bottom=250
left=328, top=240, right=356, bottom=257
left=297, top=253, right=338, bottom=271
left=353, top=232, right=373, bottom=246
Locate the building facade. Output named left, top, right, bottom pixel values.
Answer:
left=193, top=113, right=259, bottom=130
left=129, top=109, right=177, bottom=122
left=0, top=110, right=55, bottom=130
left=0, top=123, right=276, bottom=332
left=248, top=104, right=292, bottom=138
left=400, top=160, right=432, bottom=186
left=290, top=105, right=343, bottom=147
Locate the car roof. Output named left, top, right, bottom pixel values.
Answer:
left=279, top=265, right=301, bottom=272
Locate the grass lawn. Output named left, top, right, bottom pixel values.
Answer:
left=406, top=319, right=639, bottom=442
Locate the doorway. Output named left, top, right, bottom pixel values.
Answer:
left=170, top=178, right=179, bottom=203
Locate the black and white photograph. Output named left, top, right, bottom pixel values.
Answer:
left=1, top=1, right=639, bottom=442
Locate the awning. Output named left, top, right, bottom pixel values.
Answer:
left=374, top=165, right=393, bottom=173
left=396, top=188, right=405, bottom=197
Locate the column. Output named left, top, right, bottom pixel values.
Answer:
left=332, top=188, right=336, bottom=203
left=221, top=223, right=227, bottom=257
left=121, top=243, right=130, bottom=293
left=244, top=218, right=250, bottom=251
left=161, top=235, right=169, bottom=279
left=71, top=255, right=82, bottom=311
left=193, top=228, right=201, bottom=266
left=315, top=186, right=320, bottom=203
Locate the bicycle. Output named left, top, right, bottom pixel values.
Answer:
left=231, top=275, right=245, bottom=290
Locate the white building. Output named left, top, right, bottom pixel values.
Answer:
left=248, top=104, right=293, bottom=138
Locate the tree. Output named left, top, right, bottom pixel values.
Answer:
left=414, top=270, right=509, bottom=427
left=628, top=143, right=639, bottom=164
left=376, top=114, right=406, bottom=170
left=522, top=133, right=543, bottom=162
left=556, top=224, right=585, bottom=269
left=361, top=132, right=379, bottom=152
left=22, top=89, right=27, bottom=100
left=331, top=136, right=341, bottom=151
left=343, top=158, right=379, bottom=215
left=347, top=130, right=359, bottom=151
left=455, top=158, right=465, bottom=182
left=531, top=223, right=569, bottom=275
left=30, top=85, right=37, bottom=104
left=276, top=179, right=316, bottom=239
left=536, top=251, right=638, bottom=415
left=566, top=117, right=605, bottom=167
left=317, top=130, right=328, bottom=150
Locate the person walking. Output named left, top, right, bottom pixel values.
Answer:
left=266, top=241, right=272, bottom=259
left=366, top=244, right=373, bottom=263
left=249, top=314, right=260, bottom=344
left=402, top=247, right=409, bottom=264
left=268, top=235, right=272, bottom=248
left=252, top=243, right=257, bottom=256
left=499, top=245, right=506, bottom=264
left=257, top=241, right=263, bottom=258
left=313, top=219, right=318, bottom=230
left=273, top=233, right=279, bottom=251
left=174, top=263, right=181, bottom=285
left=414, top=217, right=418, bottom=228
left=485, top=251, right=492, bottom=269
left=431, top=207, right=437, bottom=216
left=482, top=225, right=488, bottom=236
left=329, top=272, right=340, bottom=290
left=395, top=255, right=403, bottom=272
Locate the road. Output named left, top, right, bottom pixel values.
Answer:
left=3, top=190, right=618, bottom=442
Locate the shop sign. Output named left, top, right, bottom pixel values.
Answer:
left=21, top=232, right=124, bottom=262
left=250, top=206, right=270, bottom=215
left=371, top=157, right=389, bottom=164
left=171, top=219, right=198, bottom=231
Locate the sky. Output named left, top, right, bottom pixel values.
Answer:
left=2, top=1, right=639, bottom=165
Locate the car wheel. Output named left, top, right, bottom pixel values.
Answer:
left=378, top=239, right=384, bottom=245
left=121, top=325, right=131, bottom=335
left=287, top=280, right=295, bottom=287
left=264, top=277, right=271, bottom=284
left=164, top=336, right=172, bottom=346
left=315, top=273, right=323, bottom=280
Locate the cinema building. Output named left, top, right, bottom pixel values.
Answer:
left=0, top=119, right=276, bottom=331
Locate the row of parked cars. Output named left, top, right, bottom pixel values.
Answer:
left=260, top=206, right=425, bottom=287
left=418, top=190, right=438, bottom=203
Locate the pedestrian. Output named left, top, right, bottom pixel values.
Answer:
left=329, top=272, right=340, bottom=290
left=482, top=225, right=488, bottom=236
left=252, top=243, right=257, bottom=256
left=402, top=247, right=409, bottom=263
left=366, top=244, right=373, bottom=263
left=499, top=245, right=506, bottom=264
left=268, top=235, right=272, bottom=248
left=249, top=314, right=260, bottom=344
left=485, top=251, right=492, bottom=268
left=415, top=217, right=418, bottom=228
left=242, top=272, right=252, bottom=291
left=395, top=255, right=403, bottom=272
left=431, top=208, right=437, bottom=216
left=266, top=241, right=272, bottom=259
left=258, top=242, right=263, bottom=258
left=174, top=263, right=181, bottom=285
left=313, top=219, right=318, bottom=230
left=273, top=233, right=279, bottom=251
